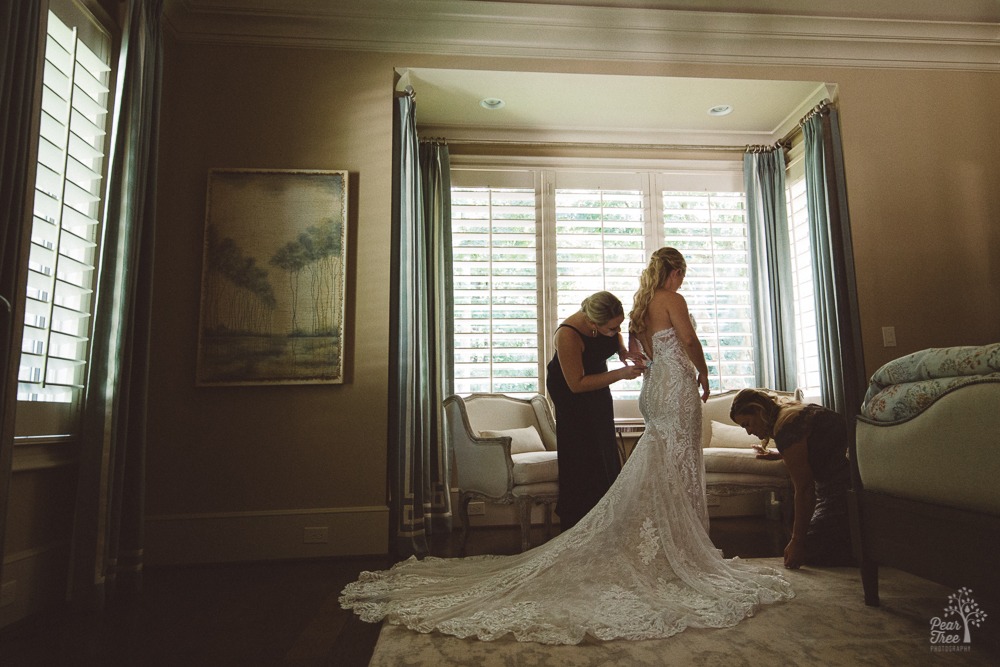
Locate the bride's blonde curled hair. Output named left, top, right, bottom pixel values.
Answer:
left=628, top=247, right=686, bottom=337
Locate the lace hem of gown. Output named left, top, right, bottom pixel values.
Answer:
left=340, top=327, right=794, bottom=645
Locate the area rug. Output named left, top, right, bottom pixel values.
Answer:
left=368, top=558, right=998, bottom=666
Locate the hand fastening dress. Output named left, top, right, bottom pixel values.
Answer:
left=340, top=327, right=794, bottom=644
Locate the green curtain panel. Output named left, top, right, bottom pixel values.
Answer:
left=744, top=146, right=798, bottom=391
left=389, top=95, right=454, bottom=558
left=802, top=104, right=866, bottom=418
left=419, top=140, right=454, bottom=535
left=0, top=0, right=42, bottom=587
left=70, top=0, right=163, bottom=607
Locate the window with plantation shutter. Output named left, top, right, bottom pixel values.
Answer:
left=554, top=188, right=647, bottom=320
left=660, top=189, right=755, bottom=392
left=785, top=149, right=822, bottom=399
left=18, top=7, right=113, bottom=406
left=554, top=178, right=648, bottom=400
left=451, top=176, right=540, bottom=397
left=449, top=165, right=756, bottom=404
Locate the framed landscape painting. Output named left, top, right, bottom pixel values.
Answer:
left=196, top=169, right=348, bottom=386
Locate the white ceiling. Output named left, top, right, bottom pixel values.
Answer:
left=398, top=69, right=833, bottom=147
left=165, top=0, right=999, bottom=146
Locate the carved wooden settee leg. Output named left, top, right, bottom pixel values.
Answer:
left=518, top=500, right=531, bottom=552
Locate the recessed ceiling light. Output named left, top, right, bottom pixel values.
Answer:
left=480, top=97, right=505, bottom=110
left=708, top=104, right=733, bottom=116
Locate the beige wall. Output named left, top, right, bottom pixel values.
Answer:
left=147, top=38, right=1000, bottom=563
left=147, top=40, right=397, bottom=562
left=833, top=68, right=1000, bottom=370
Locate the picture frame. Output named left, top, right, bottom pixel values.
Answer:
left=196, top=168, right=348, bottom=386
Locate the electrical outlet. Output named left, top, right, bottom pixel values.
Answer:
left=467, top=501, right=486, bottom=516
left=303, top=527, right=329, bottom=544
left=0, top=580, right=15, bottom=607
left=881, top=326, right=897, bottom=347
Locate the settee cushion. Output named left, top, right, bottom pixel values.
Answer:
left=481, top=425, right=546, bottom=454
left=511, top=450, right=559, bottom=485
left=703, top=448, right=790, bottom=478
left=710, top=420, right=762, bottom=449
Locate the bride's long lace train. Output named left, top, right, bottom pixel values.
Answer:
left=340, top=328, right=793, bottom=644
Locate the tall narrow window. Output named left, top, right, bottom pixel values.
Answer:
left=554, top=186, right=647, bottom=399
left=19, top=7, right=113, bottom=408
left=451, top=184, right=539, bottom=397
left=785, top=152, right=821, bottom=399
left=662, top=190, right=754, bottom=391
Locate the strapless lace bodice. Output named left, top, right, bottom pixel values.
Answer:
left=637, top=327, right=707, bottom=531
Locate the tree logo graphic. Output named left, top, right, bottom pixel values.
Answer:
left=929, top=587, right=988, bottom=652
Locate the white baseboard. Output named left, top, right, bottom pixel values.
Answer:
left=144, top=506, right=389, bottom=566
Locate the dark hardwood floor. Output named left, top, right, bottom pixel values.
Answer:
left=0, top=516, right=784, bottom=667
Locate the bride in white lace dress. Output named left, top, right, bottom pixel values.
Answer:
left=340, top=247, right=793, bottom=645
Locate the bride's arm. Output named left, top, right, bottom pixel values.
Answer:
left=623, top=331, right=646, bottom=368
left=667, top=294, right=710, bottom=401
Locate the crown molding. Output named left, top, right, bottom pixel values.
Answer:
left=164, top=0, right=1000, bottom=71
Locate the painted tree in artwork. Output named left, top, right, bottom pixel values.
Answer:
left=270, top=240, right=309, bottom=334
left=203, top=225, right=277, bottom=335
left=270, top=219, right=343, bottom=336
left=945, top=587, right=988, bottom=643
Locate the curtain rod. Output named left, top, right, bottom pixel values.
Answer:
left=747, top=99, right=835, bottom=153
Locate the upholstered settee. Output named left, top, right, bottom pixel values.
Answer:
left=850, top=343, right=1000, bottom=606
left=444, top=393, right=559, bottom=551
left=700, top=389, right=801, bottom=521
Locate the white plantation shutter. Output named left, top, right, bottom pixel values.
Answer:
left=660, top=190, right=755, bottom=391
left=448, top=166, right=757, bottom=403
left=451, top=178, right=540, bottom=397
left=785, top=148, right=822, bottom=398
left=554, top=181, right=647, bottom=400
left=19, top=9, right=112, bottom=403
left=554, top=188, right=647, bottom=320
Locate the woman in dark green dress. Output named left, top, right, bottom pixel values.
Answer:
left=546, top=291, right=644, bottom=530
left=729, top=388, right=855, bottom=569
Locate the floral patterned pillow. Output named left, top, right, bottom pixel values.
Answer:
left=861, top=343, right=1000, bottom=422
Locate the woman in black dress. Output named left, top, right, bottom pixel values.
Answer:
left=546, top=291, right=644, bottom=531
left=729, top=388, right=855, bottom=568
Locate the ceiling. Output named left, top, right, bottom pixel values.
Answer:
left=451, top=0, right=1000, bottom=23
left=165, top=0, right=1000, bottom=25
left=398, top=69, right=833, bottom=147
left=165, top=0, right=999, bottom=147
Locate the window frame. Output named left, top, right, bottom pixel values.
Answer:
left=449, top=158, right=750, bottom=402
left=15, top=0, right=118, bottom=437
left=784, top=143, right=822, bottom=401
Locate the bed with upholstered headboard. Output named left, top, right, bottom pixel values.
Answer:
left=849, top=343, right=1000, bottom=607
